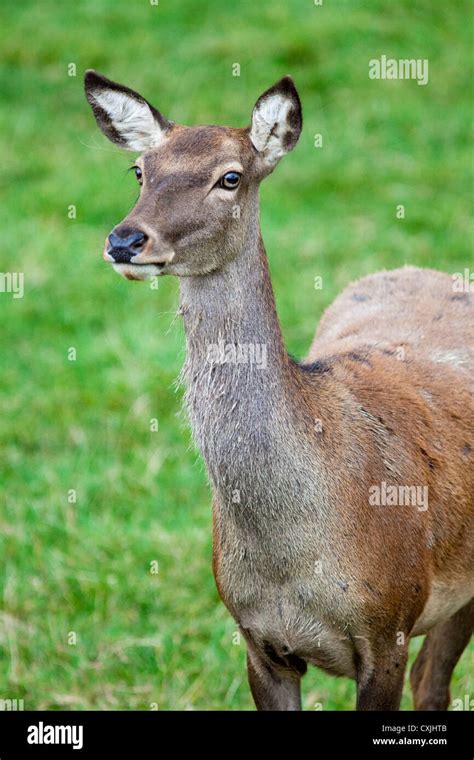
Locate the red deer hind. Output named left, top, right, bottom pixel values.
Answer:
left=85, top=70, right=473, bottom=710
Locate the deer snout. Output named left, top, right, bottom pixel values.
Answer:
left=105, top=228, right=148, bottom=263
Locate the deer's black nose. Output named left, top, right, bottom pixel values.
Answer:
left=107, top=228, right=148, bottom=263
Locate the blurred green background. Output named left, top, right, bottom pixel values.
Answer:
left=0, top=0, right=472, bottom=710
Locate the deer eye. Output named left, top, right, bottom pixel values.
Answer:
left=219, top=171, right=241, bottom=190
left=133, top=166, right=143, bottom=184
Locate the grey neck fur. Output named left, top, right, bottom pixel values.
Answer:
left=178, top=195, right=303, bottom=514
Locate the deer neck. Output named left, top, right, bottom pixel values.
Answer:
left=178, top=202, right=300, bottom=502
left=179, top=205, right=288, bottom=377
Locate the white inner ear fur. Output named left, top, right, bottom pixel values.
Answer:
left=92, top=88, right=166, bottom=151
left=250, top=93, right=294, bottom=165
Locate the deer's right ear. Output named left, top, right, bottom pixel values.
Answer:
left=84, top=70, right=172, bottom=151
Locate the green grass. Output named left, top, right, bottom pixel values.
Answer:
left=0, top=0, right=472, bottom=709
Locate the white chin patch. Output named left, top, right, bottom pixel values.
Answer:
left=112, top=263, right=163, bottom=281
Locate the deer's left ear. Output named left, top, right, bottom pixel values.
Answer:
left=249, top=76, right=302, bottom=169
left=84, top=70, right=172, bottom=151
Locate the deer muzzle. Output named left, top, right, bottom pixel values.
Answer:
left=103, top=226, right=175, bottom=273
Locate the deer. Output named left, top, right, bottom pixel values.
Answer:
left=84, top=69, right=474, bottom=711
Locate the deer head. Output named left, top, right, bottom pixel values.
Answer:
left=84, top=70, right=302, bottom=280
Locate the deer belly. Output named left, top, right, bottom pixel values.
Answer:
left=411, top=578, right=474, bottom=635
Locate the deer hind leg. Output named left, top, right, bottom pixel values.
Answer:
left=246, top=640, right=306, bottom=711
left=410, top=598, right=473, bottom=711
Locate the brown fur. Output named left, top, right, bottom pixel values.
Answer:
left=85, top=70, right=473, bottom=710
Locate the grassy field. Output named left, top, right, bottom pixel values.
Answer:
left=0, top=0, right=472, bottom=710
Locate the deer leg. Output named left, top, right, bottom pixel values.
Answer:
left=356, top=642, right=409, bottom=710
left=410, top=598, right=473, bottom=711
left=246, top=642, right=304, bottom=711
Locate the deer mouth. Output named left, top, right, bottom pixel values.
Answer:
left=111, top=262, right=166, bottom=281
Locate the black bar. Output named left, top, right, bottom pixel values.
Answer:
left=0, top=710, right=471, bottom=757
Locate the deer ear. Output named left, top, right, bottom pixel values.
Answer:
left=249, top=76, right=302, bottom=169
left=84, top=70, right=172, bottom=151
